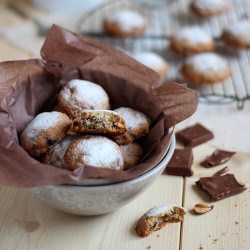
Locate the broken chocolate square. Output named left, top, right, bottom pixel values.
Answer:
left=213, top=166, right=229, bottom=176
left=196, top=174, right=246, bottom=201
left=201, top=149, right=235, bottom=168
left=176, top=123, right=214, bottom=147
left=165, top=147, right=193, bottom=176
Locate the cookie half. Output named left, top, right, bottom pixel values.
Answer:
left=135, top=204, right=186, bottom=237
left=70, top=110, right=127, bottom=136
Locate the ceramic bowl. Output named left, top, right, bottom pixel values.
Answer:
left=29, top=135, right=175, bottom=216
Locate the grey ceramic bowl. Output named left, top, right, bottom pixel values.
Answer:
left=29, top=135, right=175, bottom=216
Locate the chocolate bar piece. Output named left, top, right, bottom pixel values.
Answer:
left=196, top=174, right=246, bottom=201
left=201, top=149, right=235, bottom=168
left=213, top=166, right=229, bottom=176
left=166, top=147, right=193, bottom=176
left=176, top=123, right=214, bottom=147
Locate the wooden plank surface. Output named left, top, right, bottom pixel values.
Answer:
left=0, top=176, right=183, bottom=250
left=181, top=144, right=250, bottom=250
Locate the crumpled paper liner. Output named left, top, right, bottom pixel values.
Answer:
left=0, top=25, right=198, bottom=187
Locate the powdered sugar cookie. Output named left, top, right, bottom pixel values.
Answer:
left=169, top=26, right=214, bottom=55
left=135, top=204, right=186, bottom=237
left=133, top=52, right=169, bottom=80
left=190, top=0, right=229, bottom=18
left=120, top=143, right=144, bottom=169
left=222, top=20, right=250, bottom=49
left=64, top=135, right=124, bottom=171
left=103, top=9, right=147, bottom=38
left=181, top=52, right=231, bottom=84
left=42, top=135, right=77, bottom=169
left=58, top=79, right=110, bottom=118
left=70, top=110, right=127, bottom=135
left=20, top=111, right=72, bottom=157
left=112, top=107, right=151, bottom=145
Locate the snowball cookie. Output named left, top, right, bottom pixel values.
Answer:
left=42, top=135, right=77, bottom=169
left=20, top=111, right=72, bottom=157
left=112, top=107, right=151, bottom=145
left=221, top=20, right=250, bottom=49
left=135, top=204, right=186, bottom=237
left=58, top=79, right=110, bottom=118
left=181, top=52, right=231, bottom=84
left=169, top=26, right=214, bottom=55
left=190, top=0, right=229, bottom=18
left=70, top=110, right=127, bottom=136
left=103, top=9, right=147, bottom=38
left=64, top=135, right=124, bottom=171
left=133, top=52, right=169, bottom=80
left=120, top=143, right=144, bottom=169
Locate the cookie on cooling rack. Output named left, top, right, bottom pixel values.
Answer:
left=70, top=110, right=127, bottom=136
left=103, top=9, right=147, bottom=38
left=120, top=142, right=144, bottom=169
left=221, top=20, right=250, bottom=49
left=180, top=52, right=231, bottom=84
left=112, top=107, right=151, bottom=145
left=64, top=135, right=124, bottom=171
left=135, top=204, right=186, bottom=237
left=189, top=0, right=229, bottom=18
left=169, top=26, right=214, bottom=55
left=133, top=52, right=169, bottom=80
left=58, top=79, right=110, bottom=118
left=20, top=111, right=72, bottom=157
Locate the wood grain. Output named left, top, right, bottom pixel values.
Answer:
left=0, top=176, right=183, bottom=250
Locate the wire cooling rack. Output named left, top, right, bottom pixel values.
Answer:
left=78, top=0, right=250, bottom=109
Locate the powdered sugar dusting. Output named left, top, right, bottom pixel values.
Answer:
left=114, top=107, right=150, bottom=130
left=143, top=204, right=185, bottom=218
left=133, top=52, right=167, bottom=73
left=22, top=111, right=67, bottom=138
left=193, top=0, right=228, bottom=11
left=174, top=26, right=212, bottom=44
left=61, top=79, right=109, bottom=109
left=51, top=136, right=75, bottom=162
left=224, top=21, right=250, bottom=43
left=75, top=136, right=124, bottom=169
left=106, top=10, right=146, bottom=32
left=186, top=52, right=229, bottom=73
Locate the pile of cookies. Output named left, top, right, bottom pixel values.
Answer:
left=20, top=79, right=151, bottom=171
left=102, top=0, right=250, bottom=85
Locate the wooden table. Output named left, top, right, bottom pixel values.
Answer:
left=0, top=2, right=250, bottom=250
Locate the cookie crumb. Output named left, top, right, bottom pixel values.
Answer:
left=235, top=220, right=240, bottom=225
left=213, top=238, right=219, bottom=244
left=147, top=246, right=151, bottom=249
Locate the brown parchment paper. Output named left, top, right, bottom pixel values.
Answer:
left=0, top=25, right=198, bottom=187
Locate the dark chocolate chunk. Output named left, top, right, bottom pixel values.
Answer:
left=201, top=149, right=235, bottom=168
left=165, top=147, right=193, bottom=176
left=176, top=123, right=214, bottom=147
left=213, top=166, right=229, bottom=176
left=196, top=174, right=246, bottom=201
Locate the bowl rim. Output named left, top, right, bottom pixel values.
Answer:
left=59, top=134, right=176, bottom=189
